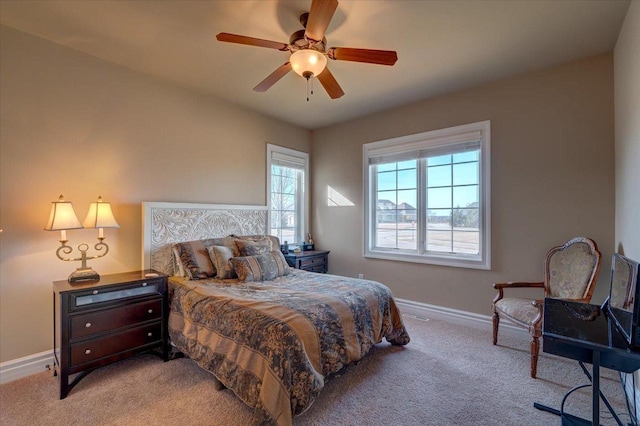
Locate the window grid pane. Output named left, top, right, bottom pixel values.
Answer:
left=270, top=164, right=301, bottom=244
left=375, top=160, right=417, bottom=250
left=372, top=152, right=482, bottom=254
left=425, top=150, right=480, bottom=255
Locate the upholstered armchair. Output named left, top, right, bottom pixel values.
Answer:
left=492, top=237, right=601, bottom=378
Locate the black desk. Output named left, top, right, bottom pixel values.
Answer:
left=536, top=298, right=640, bottom=425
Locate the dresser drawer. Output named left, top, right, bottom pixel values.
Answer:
left=70, top=278, right=164, bottom=311
left=299, top=256, right=325, bottom=269
left=70, top=298, right=162, bottom=340
left=304, top=265, right=326, bottom=273
left=70, top=322, right=162, bottom=368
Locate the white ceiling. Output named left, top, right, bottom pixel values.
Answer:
left=0, top=0, right=631, bottom=130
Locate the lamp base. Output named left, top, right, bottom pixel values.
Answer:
left=68, top=267, right=100, bottom=283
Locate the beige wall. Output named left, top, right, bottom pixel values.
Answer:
left=0, top=26, right=310, bottom=363
left=613, top=2, right=639, bottom=407
left=0, top=20, right=625, bottom=365
left=614, top=0, right=640, bottom=262
left=311, top=54, right=615, bottom=315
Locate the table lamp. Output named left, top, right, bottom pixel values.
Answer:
left=45, top=195, right=120, bottom=283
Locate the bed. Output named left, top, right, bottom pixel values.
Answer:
left=142, top=202, right=410, bottom=425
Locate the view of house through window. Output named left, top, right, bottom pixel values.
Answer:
left=375, top=151, right=480, bottom=253
left=426, top=150, right=479, bottom=254
left=267, top=144, right=308, bottom=245
left=365, top=121, right=490, bottom=269
left=376, top=160, right=418, bottom=250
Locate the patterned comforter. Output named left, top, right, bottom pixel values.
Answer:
left=168, top=269, right=410, bottom=425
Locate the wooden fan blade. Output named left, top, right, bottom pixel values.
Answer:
left=305, top=0, right=338, bottom=42
left=317, top=67, right=344, bottom=99
left=253, top=62, right=292, bottom=92
left=328, top=47, right=398, bottom=66
left=216, top=33, right=289, bottom=51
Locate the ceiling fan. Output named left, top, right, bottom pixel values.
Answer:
left=216, top=0, right=398, bottom=99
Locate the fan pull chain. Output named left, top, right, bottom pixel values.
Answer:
left=305, top=75, right=316, bottom=102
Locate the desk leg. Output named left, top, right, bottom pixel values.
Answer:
left=592, top=352, right=600, bottom=426
left=535, top=384, right=592, bottom=425
left=535, top=356, right=626, bottom=426
left=578, top=361, right=625, bottom=426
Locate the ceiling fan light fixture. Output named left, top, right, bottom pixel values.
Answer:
left=290, top=49, right=327, bottom=79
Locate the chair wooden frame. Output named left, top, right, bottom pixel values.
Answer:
left=492, top=237, right=601, bottom=378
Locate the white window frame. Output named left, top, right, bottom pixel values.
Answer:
left=363, top=121, right=491, bottom=270
left=267, top=144, right=309, bottom=245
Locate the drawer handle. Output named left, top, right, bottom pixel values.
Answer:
left=147, top=332, right=153, bottom=337
left=85, top=349, right=91, bottom=355
left=92, top=290, right=99, bottom=295
left=142, top=282, right=148, bottom=287
left=85, top=322, right=92, bottom=328
left=148, top=309, right=153, bottom=314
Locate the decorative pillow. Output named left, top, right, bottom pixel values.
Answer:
left=234, top=237, right=273, bottom=256
left=173, top=240, right=216, bottom=279
left=207, top=245, right=237, bottom=279
left=231, top=235, right=280, bottom=251
left=172, top=246, right=187, bottom=277
left=172, top=237, right=239, bottom=279
left=230, top=250, right=290, bottom=282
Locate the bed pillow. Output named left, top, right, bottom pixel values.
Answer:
left=207, top=245, right=237, bottom=279
left=173, top=240, right=216, bottom=279
left=231, top=235, right=280, bottom=251
left=230, top=250, right=290, bottom=282
left=172, top=246, right=188, bottom=277
left=234, top=237, right=273, bottom=256
left=172, top=237, right=239, bottom=279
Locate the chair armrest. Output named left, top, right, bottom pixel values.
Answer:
left=492, top=282, right=544, bottom=305
left=530, top=299, right=544, bottom=336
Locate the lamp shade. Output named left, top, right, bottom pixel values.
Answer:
left=44, top=195, right=83, bottom=231
left=290, top=49, right=327, bottom=78
left=82, top=196, right=120, bottom=229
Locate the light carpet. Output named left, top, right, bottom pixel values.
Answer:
left=0, top=315, right=632, bottom=425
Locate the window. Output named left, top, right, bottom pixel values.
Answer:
left=364, top=121, right=491, bottom=269
left=267, top=144, right=309, bottom=245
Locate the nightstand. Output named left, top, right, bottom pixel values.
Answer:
left=53, top=270, right=169, bottom=399
left=284, top=250, right=330, bottom=273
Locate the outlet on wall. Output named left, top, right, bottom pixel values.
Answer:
left=358, top=273, right=364, bottom=279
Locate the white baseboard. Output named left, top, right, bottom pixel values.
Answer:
left=395, top=297, right=528, bottom=338
left=0, top=300, right=526, bottom=384
left=0, top=350, right=54, bottom=384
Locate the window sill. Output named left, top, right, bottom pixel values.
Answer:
left=364, top=250, right=490, bottom=270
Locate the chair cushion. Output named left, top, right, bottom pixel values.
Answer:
left=494, top=297, right=539, bottom=326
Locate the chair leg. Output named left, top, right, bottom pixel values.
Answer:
left=492, top=312, right=499, bottom=345
left=530, top=335, right=540, bottom=379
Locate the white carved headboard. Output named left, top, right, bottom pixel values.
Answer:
left=142, top=202, right=268, bottom=276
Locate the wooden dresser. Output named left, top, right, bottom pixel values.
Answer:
left=284, top=250, right=330, bottom=273
left=53, top=270, right=169, bottom=399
